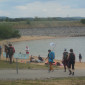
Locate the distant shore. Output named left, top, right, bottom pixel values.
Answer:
left=17, top=26, right=85, bottom=37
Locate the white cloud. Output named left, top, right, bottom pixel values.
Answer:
left=16, top=6, right=27, bottom=10
left=0, top=1, right=85, bottom=17
left=0, top=10, right=10, bottom=16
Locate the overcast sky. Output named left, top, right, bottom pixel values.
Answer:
left=0, top=0, right=85, bottom=18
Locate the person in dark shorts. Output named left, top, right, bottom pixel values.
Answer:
left=68, top=49, right=75, bottom=75
left=4, top=45, right=9, bottom=61
left=79, top=53, right=82, bottom=63
left=62, top=49, right=68, bottom=72
left=8, top=44, right=15, bottom=64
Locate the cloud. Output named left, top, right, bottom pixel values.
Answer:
left=13, top=1, right=85, bottom=17
left=0, top=10, right=10, bottom=16
left=0, top=0, right=85, bottom=17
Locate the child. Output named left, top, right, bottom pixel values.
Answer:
left=25, top=46, right=29, bottom=54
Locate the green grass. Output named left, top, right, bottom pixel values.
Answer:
left=0, top=77, right=85, bottom=85
left=0, top=60, right=58, bottom=69
left=0, top=21, right=85, bottom=29
left=0, top=61, right=85, bottom=85
left=0, top=60, right=43, bottom=69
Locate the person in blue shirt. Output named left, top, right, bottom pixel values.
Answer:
left=48, top=49, right=55, bottom=72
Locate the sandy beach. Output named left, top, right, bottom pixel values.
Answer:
left=0, top=36, right=55, bottom=45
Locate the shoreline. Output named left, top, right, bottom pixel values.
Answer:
left=0, top=36, right=85, bottom=70
left=0, top=36, right=56, bottom=45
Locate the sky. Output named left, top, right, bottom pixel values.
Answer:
left=0, top=0, right=85, bottom=18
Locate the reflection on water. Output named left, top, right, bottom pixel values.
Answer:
left=13, top=37, right=85, bottom=62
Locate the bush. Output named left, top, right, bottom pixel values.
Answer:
left=0, top=24, right=21, bottom=39
left=26, top=20, right=30, bottom=24
left=80, top=19, right=85, bottom=24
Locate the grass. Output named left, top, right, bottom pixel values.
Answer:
left=0, top=60, right=85, bottom=85
left=0, top=60, right=59, bottom=69
left=0, top=21, right=85, bottom=29
left=0, top=77, right=85, bottom=85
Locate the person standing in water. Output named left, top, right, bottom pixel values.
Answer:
left=79, top=53, right=82, bottom=63
left=25, top=46, right=29, bottom=54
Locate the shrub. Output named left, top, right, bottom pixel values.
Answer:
left=0, top=24, right=21, bottom=39
left=80, top=19, right=85, bottom=24
left=26, top=20, right=30, bottom=24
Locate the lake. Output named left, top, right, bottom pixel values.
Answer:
left=13, top=37, right=85, bottom=62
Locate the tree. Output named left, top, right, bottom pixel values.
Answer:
left=0, top=24, right=21, bottom=39
left=26, top=20, right=30, bottom=24
left=80, top=19, right=85, bottom=24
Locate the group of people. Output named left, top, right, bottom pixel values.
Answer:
left=62, top=49, right=75, bottom=75
left=4, top=43, right=15, bottom=64
left=63, top=49, right=83, bottom=75
left=0, top=43, right=83, bottom=75
left=30, top=55, right=44, bottom=63
left=46, top=48, right=82, bottom=76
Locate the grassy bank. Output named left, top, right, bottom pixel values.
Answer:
left=0, top=60, right=59, bottom=70
left=0, top=60, right=45, bottom=69
left=0, top=77, right=85, bottom=85
left=0, top=21, right=85, bottom=29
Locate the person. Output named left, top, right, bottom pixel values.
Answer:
left=79, top=53, right=82, bottom=63
left=25, top=46, right=29, bottom=54
left=62, top=49, right=68, bottom=72
left=4, top=45, right=9, bottom=61
left=68, top=49, right=75, bottom=75
left=8, top=44, right=15, bottom=64
left=38, top=55, right=43, bottom=62
left=0, top=45, right=2, bottom=60
left=46, top=49, right=55, bottom=72
left=30, top=55, right=34, bottom=62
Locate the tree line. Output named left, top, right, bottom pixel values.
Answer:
left=0, top=17, right=85, bottom=22
left=80, top=19, right=85, bottom=24
left=0, top=24, right=21, bottom=39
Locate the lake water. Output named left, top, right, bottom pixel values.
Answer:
left=13, top=37, right=85, bottom=62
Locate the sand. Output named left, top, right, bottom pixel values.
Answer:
left=0, top=36, right=55, bottom=45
